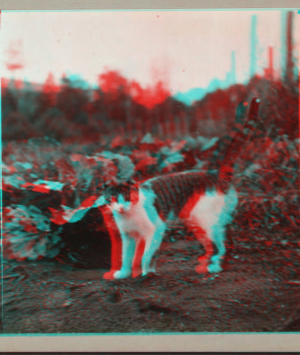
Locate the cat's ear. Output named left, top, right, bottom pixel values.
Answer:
left=117, top=194, right=126, bottom=204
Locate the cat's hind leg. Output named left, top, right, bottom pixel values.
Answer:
left=186, top=219, right=214, bottom=274
left=208, top=225, right=226, bottom=273
left=208, top=188, right=238, bottom=273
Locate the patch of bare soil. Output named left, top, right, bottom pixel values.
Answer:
left=2, top=237, right=300, bottom=333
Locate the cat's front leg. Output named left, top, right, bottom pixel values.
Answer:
left=131, top=238, right=145, bottom=278
left=102, top=208, right=122, bottom=280
left=141, top=221, right=166, bottom=276
left=114, top=232, right=136, bottom=279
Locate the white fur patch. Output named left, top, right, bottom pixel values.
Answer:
left=189, top=187, right=237, bottom=233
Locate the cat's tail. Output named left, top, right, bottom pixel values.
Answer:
left=209, top=97, right=261, bottom=184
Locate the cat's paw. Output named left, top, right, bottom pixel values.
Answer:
left=103, top=270, right=116, bottom=280
left=132, top=269, right=142, bottom=278
left=141, top=264, right=156, bottom=276
left=207, top=263, right=222, bottom=273
left=195, top=264, right=208, bottom=274
left=114, top=269, right=132, bottom=279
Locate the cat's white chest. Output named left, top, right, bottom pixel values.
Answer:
left=111, top=188, right=158, bottom=240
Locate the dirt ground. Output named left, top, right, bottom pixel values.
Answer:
left=2, top=236, right=300, bottom=334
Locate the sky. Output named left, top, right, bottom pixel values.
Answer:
left=1, top=10, right=299, bottom=95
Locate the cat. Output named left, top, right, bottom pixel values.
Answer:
left=99, top=98, right=261, bottom=280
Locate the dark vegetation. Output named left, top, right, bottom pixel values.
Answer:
left=2, top=72, right=299, bottom=143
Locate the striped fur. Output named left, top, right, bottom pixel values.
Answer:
left=102, top=98, right=261, bottom=280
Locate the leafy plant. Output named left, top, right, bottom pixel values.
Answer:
left=3, top=205, right=63, bottom=260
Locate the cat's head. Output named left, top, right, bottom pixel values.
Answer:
left=109, top=194, right=132, bottom=214
left=94, top=180, right=138, bottom=214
